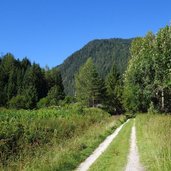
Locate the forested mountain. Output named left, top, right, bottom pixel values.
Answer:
left=59, top=38, right=133, bottom=95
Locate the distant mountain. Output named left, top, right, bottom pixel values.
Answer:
left=59, top=38, right=133, bottom=95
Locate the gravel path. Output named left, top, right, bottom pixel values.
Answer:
left=76, top=119, right=130, bottom=171
left=125, top=120, right=144, bottom=171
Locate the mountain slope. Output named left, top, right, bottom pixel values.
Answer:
left=59, top=38, right=133, bottom=95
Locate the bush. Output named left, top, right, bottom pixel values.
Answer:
left=37, top=97, right=49, bottom=108
left=60, top=96, right=76, bottom=106
left=71, top=103, right=84, bottom=114
left=8, top=95, right=28, bottom=109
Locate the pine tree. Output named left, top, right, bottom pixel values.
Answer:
left=7, top=68, right=17, bottom=101
left=105, top=63, right=124, bottom=114
left=75, top=58, right=105, bottom=107
left=0, top=65, right=7, bottom=106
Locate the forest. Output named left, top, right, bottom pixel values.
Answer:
left=0, top=25, right=170, bottom=113
left=0, top=55, right=65, bottom=109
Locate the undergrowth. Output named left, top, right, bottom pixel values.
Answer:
left=0, top=105, right=126, bottom=170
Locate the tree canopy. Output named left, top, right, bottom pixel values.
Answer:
left=123, top=25, right=171, bottom=113
left=0, top=53, right=65, bottom=109
left=105, top=63, right=124, bottom=114
left=75, top=58, right=105, bottom=107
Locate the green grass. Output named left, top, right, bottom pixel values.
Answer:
left=136, top=114, right=171, bottom=171
left=0, top=105, right=126, bottom=170
left=89, top=119, right=133, bottom=171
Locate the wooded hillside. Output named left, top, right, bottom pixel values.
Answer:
left=59, top=38, right=132, bottom=95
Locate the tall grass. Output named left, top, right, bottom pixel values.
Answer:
left=136, top=114, right=171, bottom=171
left=0, top=105, right=126, bottom=170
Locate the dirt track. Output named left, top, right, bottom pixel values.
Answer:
left=125, top=121, right=144, bottom=171
left=76, top=120, right=129, bottom=171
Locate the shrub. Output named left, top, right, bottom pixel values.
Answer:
left=37, top=97, right=49, bottom=108
left=60, top=96, right=76, bottom=106
left=8, top=95, right=28, bottom=109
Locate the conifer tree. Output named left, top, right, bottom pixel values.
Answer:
left=75, top=58, right=105, bottom=107
left=105, top=63, right=123, bottom=114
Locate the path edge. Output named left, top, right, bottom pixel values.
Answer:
left=76, top=119, right=130, bottom=171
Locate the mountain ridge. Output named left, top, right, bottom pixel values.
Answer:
left=58, top=38, right=133, bottom=95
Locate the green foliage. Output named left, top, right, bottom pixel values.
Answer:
left=45, top=68, right=64, bottom=92
left=59, top=38, right=132, bottom=95
left=0, top=54, right=65, bottom=109
left=75, top=58, right=105, bottom=107
left=105, top=63, right=124, bottom=114
left=47, top=85, right=65, bottom=105
left=8, top=95, right=28, bottom=109
left=147, top=102, right=158, bottom=114
left=62, top=96, right=76, bottom=104
left=0, top=106, right=117, bottom=170
left=123, top=25, right=171, bottom=113
left=0, top=53, right=16, bottom=106
left=22, top=63, right=47, bottom=101
left=8, top=86, right=40, bottom=109
left=37, top=97, right=49, bottom=108
left=37, top=85, right=65, bottom=108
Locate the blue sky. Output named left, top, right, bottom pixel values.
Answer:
left=0, top=0, right=170, bottom=68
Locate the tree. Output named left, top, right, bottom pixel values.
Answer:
left=75, top=58, right=105, bottom=107
left=0, top=53, right=65, bottom=109
left=8, top=95, right=28, bottom=109
left=153, top=26, right=171, bottom=112
left=123, top=25, right=171, bottom=113
left=45, top=68, right=64, bottom=93
left=123, top=34, right=156, bottom=112
left=0, top=53, right=16, bottom=106
left=0, top=65, right=7, bottom=106
left=7, top=68, right=18, bottom=101
left=105, top=63, right=124, bottom=114
left=47, top=85, right=65, bottom=105
left=21, top=63, right=47, bottom=107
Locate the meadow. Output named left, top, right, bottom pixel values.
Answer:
left=136, top=114, right=171, bottom=171
left=0, top=105, right=126, bottom=170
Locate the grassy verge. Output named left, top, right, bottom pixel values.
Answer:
left=0, top=105, right=126, bottom=170
left=89, top=119, right=133, bottom=171
left=136, top=114, right=171, bottom=171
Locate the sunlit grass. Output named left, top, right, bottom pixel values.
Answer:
left=0, top=106, right=126, bottom=170
left=136, top=114, right=171, bottom=171
left=89, top=119, right=133, bottom=171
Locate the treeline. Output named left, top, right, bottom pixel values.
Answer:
left=75, top=25, right=171, bottom=113
left=75, top=58, right=124, bottom=114
left=0, top=25, right=170, bottom=113
left=0, top=53, right=123, bottom=114
left=0, top=53, right=65, bottom=109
